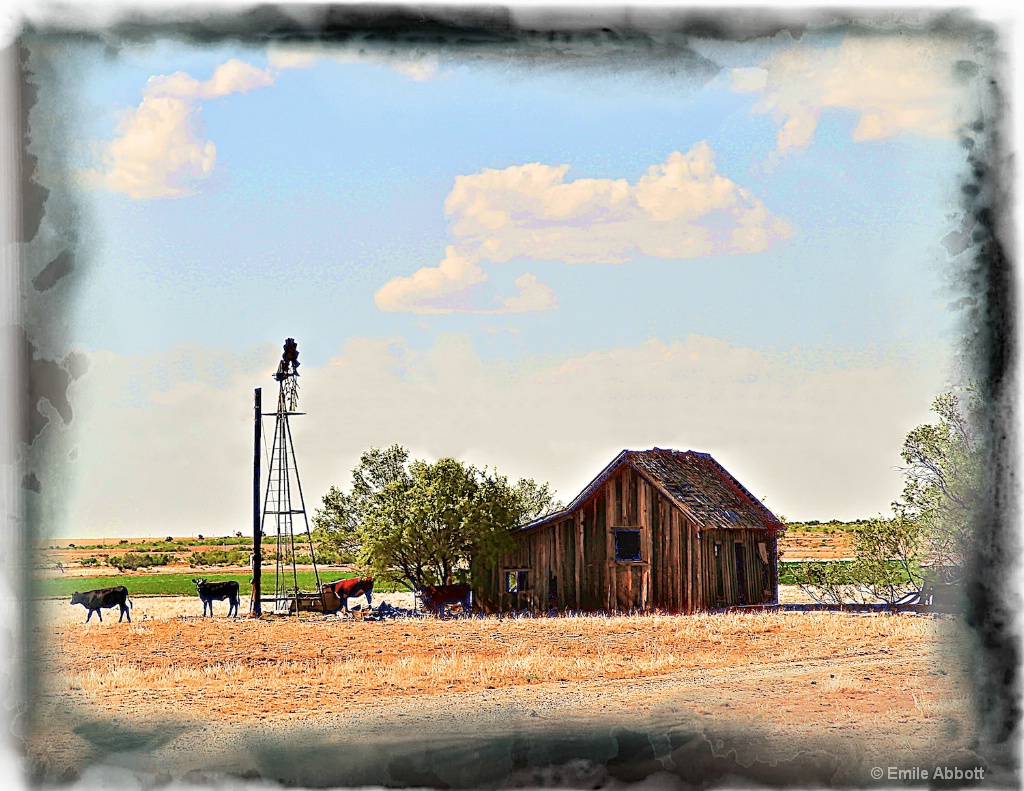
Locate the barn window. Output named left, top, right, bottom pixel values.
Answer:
left=506, top=570, right=530, bottom=593
left=614, top=530, right=642, bottom=561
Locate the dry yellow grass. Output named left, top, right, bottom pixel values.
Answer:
left=38, top=604, right=956, bottom=714
left=28, top=599, right=976, bottom=788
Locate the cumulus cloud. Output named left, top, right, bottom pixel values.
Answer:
left=731, top=36, right=978, bottom=152
left=374, top=248, right=557, bottom=314
left=54, top=336, right=949, bottom=537
left=148, top=59, right=276, bottom=99
left=85, top=47, right=442, bottom=200
left=499, top=273, right=558, bottom=313
left=374, top=247, right=488, bottom=314
left=376, top=142, right=789, bottom=313
left=443, top=143, right=790, bottom=264
left=85, top=60, right=275, bottom=199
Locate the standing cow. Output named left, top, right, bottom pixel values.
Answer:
left=320, top=577, right=373, bottom=613
left=418, top=584, right=472, bottom=616
left=70, top=586, right=132, bottom=623
left=192, top=578, right=240, bottom=617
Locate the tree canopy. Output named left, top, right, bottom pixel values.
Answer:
left=794, top=387, right=983, bottom=605
left=893, top=388, right=981, bottom=574
left=313, top=445, right=561, bottom=591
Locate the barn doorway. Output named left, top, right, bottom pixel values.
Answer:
left=714, top=542, right=725, bottom=605
left=735, top=543, right=748, bottom=605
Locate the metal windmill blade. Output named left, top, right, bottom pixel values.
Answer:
left=275, top=337, right=301, bottom=412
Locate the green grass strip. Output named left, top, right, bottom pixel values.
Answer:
left=35, top=571, right=403, bottom=598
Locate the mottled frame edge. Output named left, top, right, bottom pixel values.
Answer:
left=5, top=4, right=1020, bottom=788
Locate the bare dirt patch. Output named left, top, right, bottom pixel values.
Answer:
left=778, top=530, right=855, bottom=561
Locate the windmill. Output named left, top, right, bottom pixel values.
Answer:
left=256, top=338, right=325, bottom=615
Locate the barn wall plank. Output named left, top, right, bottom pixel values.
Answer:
left=577, top=510, right=585, bottom=610
left=606, top=476, right=616, bottom=610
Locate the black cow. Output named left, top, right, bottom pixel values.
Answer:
left=192, top=578, right=240, bottom=617
left=70, top=586, right=132, bottom=623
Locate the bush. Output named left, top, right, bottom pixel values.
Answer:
left=189, top=549, right=250, bottom=567
left=789, top=561, right=862, bottom=606
left=80, top=557, right=100, bottom=567
left=164, top=536, right=174, bottom=543
left=109, top=552, right=172, bottom=571
left=312, top=544, right=357, bottom=565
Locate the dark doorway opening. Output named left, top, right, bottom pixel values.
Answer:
left=735, top=543, right=747, bottom=605
left=714, top=542, right=724, bottom=605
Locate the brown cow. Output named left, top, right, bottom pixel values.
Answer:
left=320, top=577, right=373, bottom=613
left=418, top=584, right=472, bottom=616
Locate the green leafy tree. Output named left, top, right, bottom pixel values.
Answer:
left=894, top=389, right=981, bottom=575
left=793, top=388, right=980, bottom=606
left=849, top=516, right=924, bottom=605
left=849, top=388, right=981, bottom=603
left=317, top=446, right=561, bottom=591
left=313, top=444, right=411, bottom=560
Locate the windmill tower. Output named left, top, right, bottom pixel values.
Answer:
left=259, top=338, right=324, bottom=614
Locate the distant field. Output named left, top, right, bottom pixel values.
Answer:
left=33, top=527, right=858, bottom=595
left=35, top=571, right=403, bottom=599
left=39, top=564, right=810, bottom=597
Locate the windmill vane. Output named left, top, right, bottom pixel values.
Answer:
left=274, top=337, right=300, bottom=381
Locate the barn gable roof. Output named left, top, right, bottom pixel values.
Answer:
left=518, top=448, right=784, bottom=533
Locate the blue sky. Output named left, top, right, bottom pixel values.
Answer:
left=30, top=30, right=985, bottom=537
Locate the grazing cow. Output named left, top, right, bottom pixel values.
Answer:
left=418, top=584, right=472, bottom=616
left=70, top=586, right=132, bottom=623
left=320, top=577, right=374, bottom=613
left=192, top=578, right=240, bottom=617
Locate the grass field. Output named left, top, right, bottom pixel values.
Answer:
left=36, top=562, right=815, bottom=597
left=35, top=570, right=404, bottom=598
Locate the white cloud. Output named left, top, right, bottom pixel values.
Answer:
left=85, top=46, right=441, bottom=200
left=731, top=36, right=978, bottom=152
left=446, top=142, right=791, bottom=263
left=52, top=336, right=950, bottom=538
left=148, top=59, right=276, bottom=99
left=86, top=60, right=275, bottom=199
left=377, top=142, right=790, bottom=313
left=374, top=248, right=557, bottom=315
left=267, top=44, right=441, bottom=81
left=374, top=247, right=488, bottom=314
left=499, top=273, right=558, bottom=313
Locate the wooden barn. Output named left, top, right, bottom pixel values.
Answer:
left=473, top=448, right=785, bottom=614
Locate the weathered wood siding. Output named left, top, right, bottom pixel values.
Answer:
left=688, top=528, right=777, bottom=611
left=474, top=464, right=780, bottom=614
